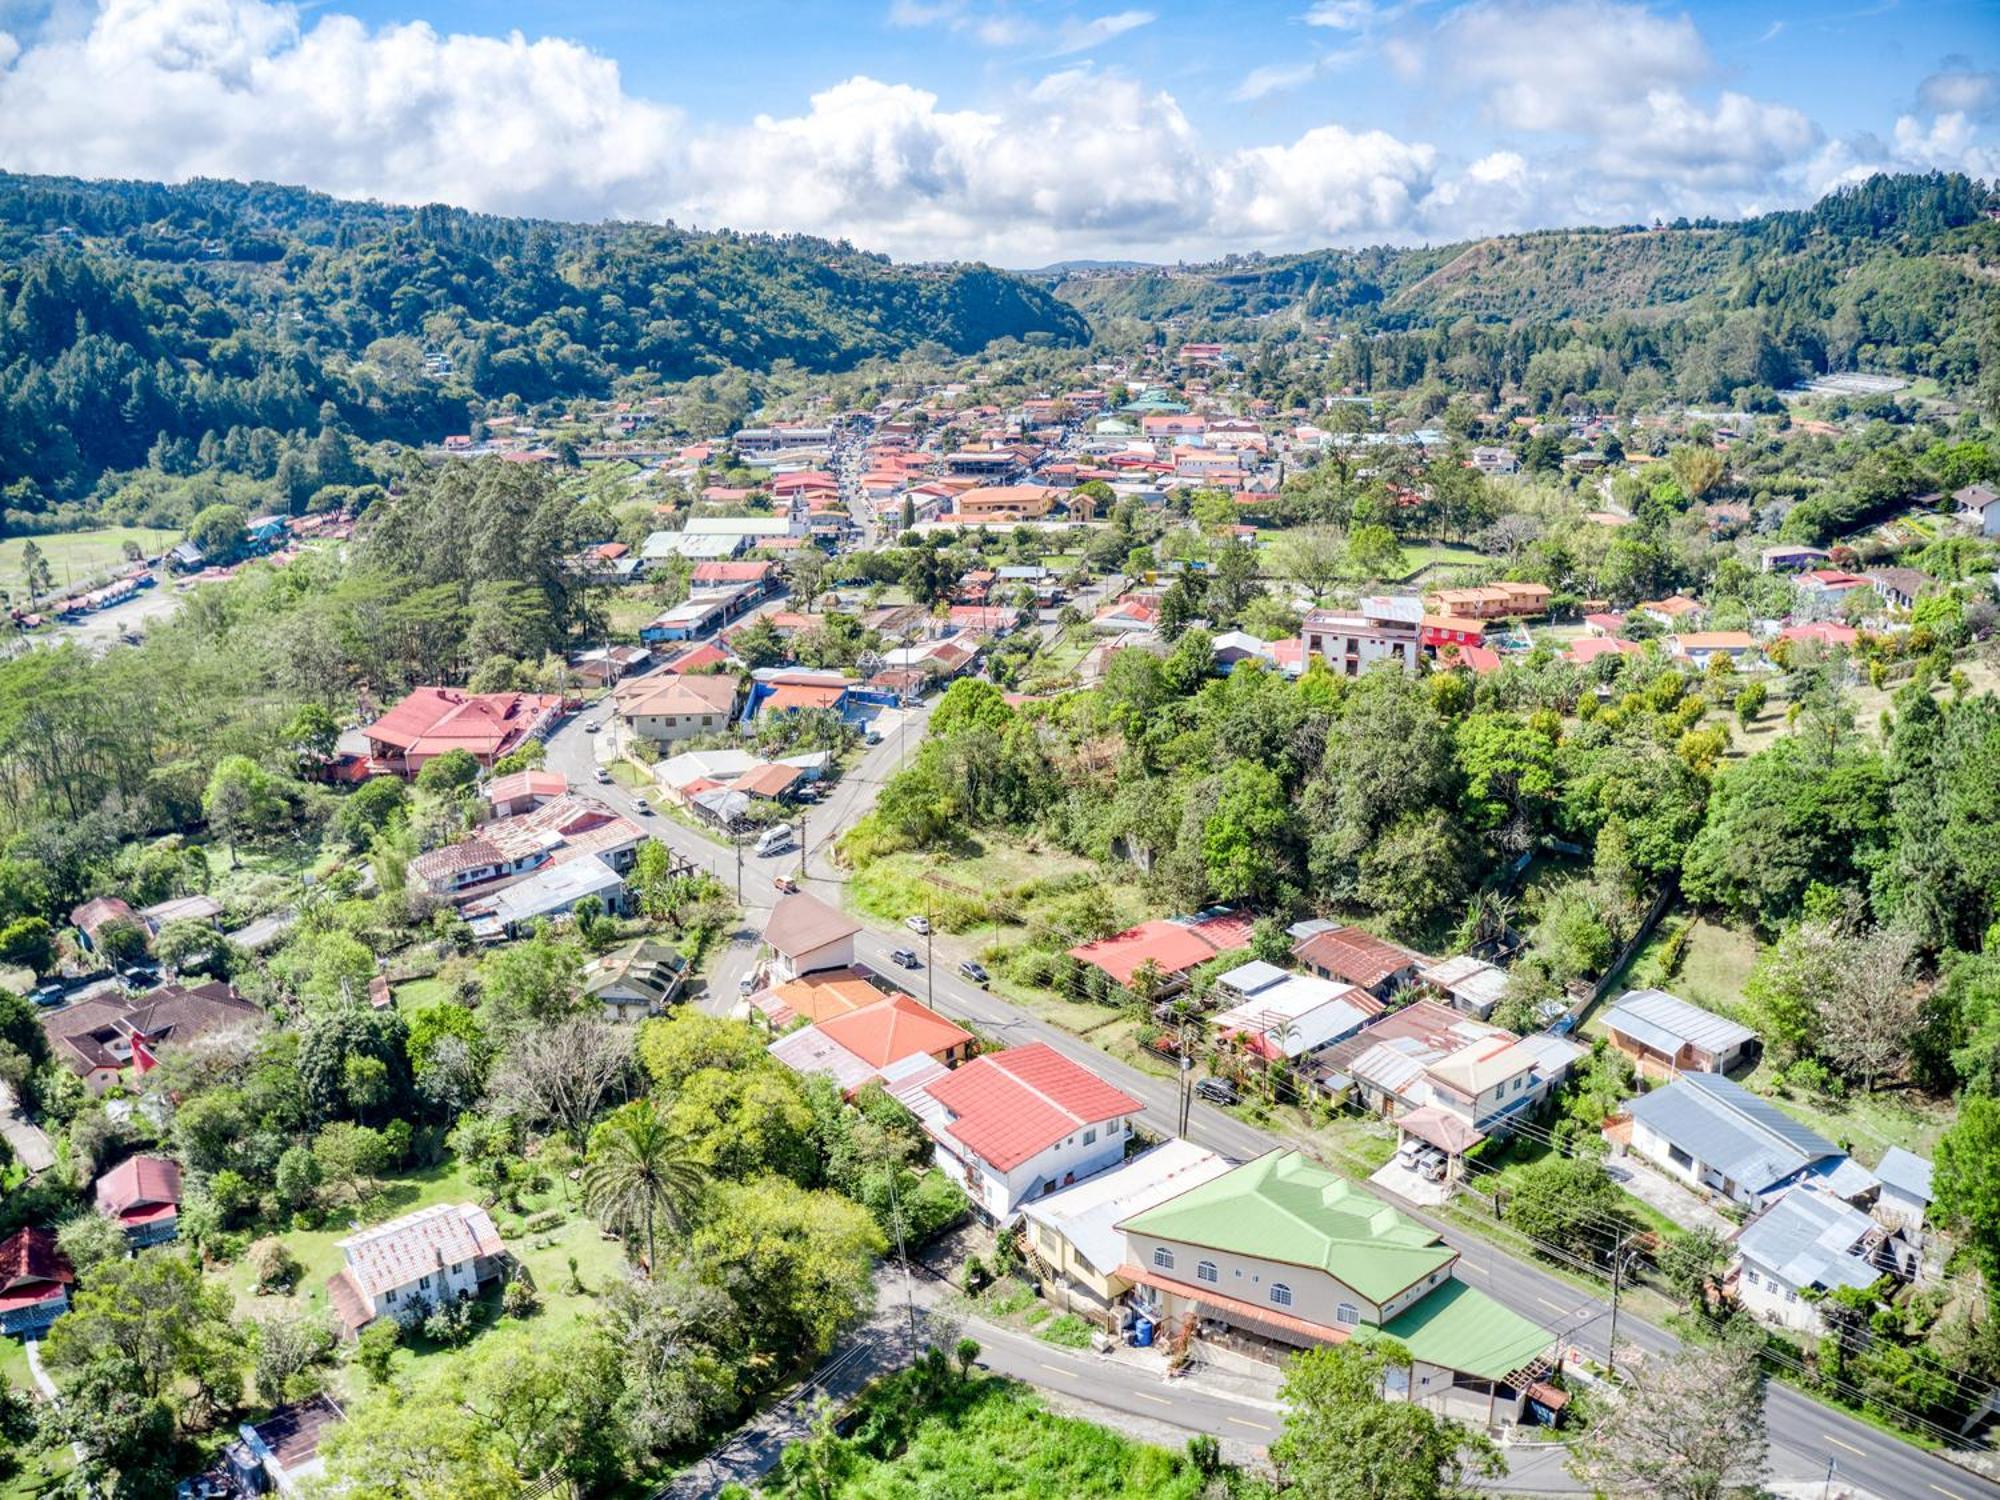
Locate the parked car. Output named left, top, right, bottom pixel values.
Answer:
left=1194, top=1076, right=1239, bottom=1105
left=756, top=825, right=796, bottom=857
left=28, top=983, right=64, bottom=1009
left=773, top=874, right=799, bottom=894
left=904, top=915, right=931, bottom=935
left=584, top=721, right=602, bottom=734
left=634, top=802, right=654, bottom=816
left=863, top=730, right=883, bottom=746
left=593, top=768, right=612, bottom=784
left=890, top=948, right=921, bottom=970
left=958, top=960, right=989, bottom=985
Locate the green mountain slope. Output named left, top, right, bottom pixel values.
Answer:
left=0, top=173, right=1089, bottom=501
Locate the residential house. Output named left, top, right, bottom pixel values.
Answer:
left=324, top=1203, right=509, bottom=1337
left=1865, top=568, right=1931, bottom=611
left=1602, top=988, right=1758, bottom=1076
left=95, top=1154, right=183, bottom=1246
left=44, top=980, right=262, bottom=1095
left=1669, top=631, right=1759, bottom=671
left=137, top=893, right=222, bottom=935
left=0, top=1229, right=72, bottom=1335
left=408, top=795, right=645, bottom=901
left=1953, top=483, right=2000, bottom=536
left=584, top=938, right=687, bottom=1021
left=230, top=1394, right=344, bottom=1495
left=1067, top=910, right=1255, bottom=998
left=640, top=588, right=757, bottom=643
left=751, top=970, right=890, bottom=1030
left=463, top=854, right=630, bottom=941
left=1019, top=1140, right=1233, bottom=1325
left=1208, top=961, right=1382, bottom=1063
left=1301, top=598, right=1422, bottom=678
left=951, top=485, right=1059, bottom=520
left=1871, top=1147, right=1934, bottom=1238
left=1116, top=1151, right=1554, bottom=1424
left=1469, top=446, right=1518, bottom=476
left=1093, top=596, right=1162, bottom=634
left=1327, top=1001, right=1580, bottom=1142
left=1617, top=1071, right=1876, bottom=1210
left=1417, top=955, right=1510, bottom=1021
left=1795, top=569, right=1873, bottom=620
left=1291, top=924, right=1425, bottom=999
left=615, top=672, right=740, bottom=744
left=1422, top=583, right=1551, bottom=620
left=1780, top=621, right=1860, bottom=650
left=480, top=769, right=567, bottom=819
left=1639, top=596, right=1704, bottom=628
left=70, top=895, right=141, bottom=953
left=917, top=1043, right=1142, bottom=1221
left=768, top=994, right=975, bottom=1096
left=1733, top=1189, right=1899, bottom=1335
left=1760, top=544, right=1830, bottom=574
left=764, top=891, right=862, bottom=980
left=362, top=688, right=562, bottom=776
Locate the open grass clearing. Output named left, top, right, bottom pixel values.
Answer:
left=0, top=527, right=181, bottom=596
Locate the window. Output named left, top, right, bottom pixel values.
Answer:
left=1083, top=1128, right=1097, bottom=1145
left=1785, top=1289, right=1797, bottom=1303
left=1197, top=1260, right=1218, bottom=1284
left=1668, top=1144, right=1695, bottom=1170
left=1153, top=1246, right=1175, bottom=1271
left=1270, top=1284, right=1293, bottom=1308
left=419, top=1274, right=431, bottom=1291
left=385, top=1289, right=397, bottom=1305
left=1336, top=1302, right=1358, bottom=1325
left=1744, top=1269, right=1758, bottom=1286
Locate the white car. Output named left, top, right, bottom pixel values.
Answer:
left=593, top=768, right=612, bottom=785
left=904, top=915, right=931, bottom=935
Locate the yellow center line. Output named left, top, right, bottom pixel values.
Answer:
left=1459, top=1262, right=1488, bottom=1276
left=1928, top=1485, right=1966, bottom=1500
left=1131, top=1392, right=1172, bottom=1406
left=1226, top=1416, right=1272, bottom=1431
left=1536, top=1296, right=1569, bottom=1314
left=1037, top=1363, right=1078, bottom=1379
left=1823, top=1434, right=1868, bottom=1459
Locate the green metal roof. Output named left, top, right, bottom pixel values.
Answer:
left=1118, top=1150, right=1456, bottom=1303
left=1372, top=1278, right=1553, bottom=1381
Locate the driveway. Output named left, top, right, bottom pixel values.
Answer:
left=1602, top=1153, right=1737, bottom=1237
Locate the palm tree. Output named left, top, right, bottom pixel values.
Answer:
left=581, top=1100, right=707, bottom=1273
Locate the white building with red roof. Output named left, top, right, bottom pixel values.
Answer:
left=325, top=1202, right=507, bottom=1337
left=95, top=1154, right=183, bottom=1246
left=362, top=688, right=562, bottom=776
left=917, top=1042, right=1142, bottom=1220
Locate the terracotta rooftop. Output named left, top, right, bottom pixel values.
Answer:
left=924, top=1043, right=1140, bottom=1172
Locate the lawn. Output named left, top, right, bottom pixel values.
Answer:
left=0, top=527, right=180, bottom=596
left=390, top=977, right=448, bottom=1010
left=1737, top=1056, right=1955, bottom=1160
left=1608, top=915, right=1759, bottom=1018
left=217, top=1157, right=630, bottom=1397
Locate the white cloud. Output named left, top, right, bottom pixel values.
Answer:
left=1303, top=0, right=1377, bottom=28
left=1436, top=0, right=1710, bottom=133
left=1918, top=60, right=1999, bottom=120
left=1232, top=58, right=1320, bottom=101
left=1050, top=9, right=1154, bottom=54
left=0, top=29, right=17, bottom=67
left=0, top=0, right=684, bottom=220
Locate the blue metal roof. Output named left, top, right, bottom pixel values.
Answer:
left=1736, top=1190, right=1880, bottom=1294
left=1874, top=1146, right=1934, bottom=1203
left=1625, top=1072, right=1841, bottom=1194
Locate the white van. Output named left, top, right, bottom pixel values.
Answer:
left=755, top=825, right=796, bottom=858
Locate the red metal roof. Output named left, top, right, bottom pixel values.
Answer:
left=819, top=995, right=971, bottom=1069
left=95, top=1154, right=182, bottom=1218
left=924, top=1043, right=1141, bottom=1172
left=0, top=1228, right=71, bottom=1295
left=1068, top=919, right=1236, bottom=987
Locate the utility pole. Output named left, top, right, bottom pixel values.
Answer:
left=1821, top=1456, right=1837, bottom=1500
left=1606, top=1229, right=1636, bottom=1380
left=926, top=904, right=935, bottom=1008
left=733, top=829, right=743, bottom=904
left=885, top=1165, right=920, bottom=1358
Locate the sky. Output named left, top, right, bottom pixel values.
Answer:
left=0, top=0, right=1993, bottom=265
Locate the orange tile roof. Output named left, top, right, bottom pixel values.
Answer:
left=819, top=995, right=972, bottom=1069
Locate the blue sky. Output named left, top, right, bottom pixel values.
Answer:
left=0, top=0, right=1993, bottom=262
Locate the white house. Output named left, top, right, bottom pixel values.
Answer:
left=324, top=1203, right=507, bottom=1337
left=1733, top=1189, right=1894, bottom=1335
left=763, top=891, right=861, bottom=979
left=914, top=1043, right=1141, bottom=1221
left=1871, top=1147, right=1934, bottom=1238
left=1618, top=1071, right=1876, bottom=1210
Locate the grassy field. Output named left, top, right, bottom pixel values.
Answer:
left=1609, top=916, right=1760, bottom=1017
left=1738, top=1057, right=1955, bottom=1159
left=218, top=1157, right=629, bottom=1398
left=0, top=527, right=180, bottom=595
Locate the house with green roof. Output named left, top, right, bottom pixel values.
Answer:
left=1116, top=1150, right=1556, bottom=1425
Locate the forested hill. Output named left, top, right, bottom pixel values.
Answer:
left=0, top=173, right=1090, bottom=503
left=1053, top=172, right=1998, bottom=347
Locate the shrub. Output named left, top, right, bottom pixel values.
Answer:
left=502, top=1276, right=540, bottom=1319
left=1039, top=1313, right=1095, bottom=1348
left=248, top=1236, right=302, bottom=1294
left=355, top=1318, right=400, bottom=1386
left=523, top=1209, right=565, bottom=1234
left=422, top=1295, right=477, bottom=1347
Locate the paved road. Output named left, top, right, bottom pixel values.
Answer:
left=549, top=681, right=1998, bottom=1500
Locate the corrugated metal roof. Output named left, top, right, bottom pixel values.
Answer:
left=1605, top=989, right=1756, bottom=1056
left=1735, top=1190, right=1880, bottom=1294
left=1625, top=1073, right=1838, bottom=1192
left=1874, top=1146, right=1934, bottom=1203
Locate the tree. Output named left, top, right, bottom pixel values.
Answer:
left=1667, top=444, right=1726, bottom=502
left=189, top=503, right=249, bottom=559
left=1747, top=918, right=1919, bottom=1084
left=315, top=1387, right=527, bottom=1500
left=1273, top=1341, right=1504, bottom=1500
left=202, top=754, right=292, bottom=860
left=18, top=541, right=51, bottom=603
left=415, top=748, right=481, bottom=796
left=1346, top=523, right=1406, bottom=580
left=583, top=1099, right=709, bottom=1272
left=1935, top=1094, right=2000, bottom=1286
left=281, top=703, right=341, bottom=770
left=480, top=929, right=582, bottom=1027
left=312, top=1121, right=392, bottom=1203
left=490, top=1015, right=635, bottom=1144
left=252, top=1311, right=335, bottom=1404
left=43, top=1251, right=242, bottom=1407
left=691, top=1176, right=885, bottom=1361
left=1567, top=1341, right=1767, bottom=1500
left=55, top=1210, right=129, bottom=1278
left=1277, top=526, right=1348, bottom=601
left=1506, top=1155, right=1631, bottom=1260
left=1200, top=761, right=1291, bottom=905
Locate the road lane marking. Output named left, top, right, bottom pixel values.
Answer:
left=1536, top=1296, right=1568, bottom=1314
left=1226, top=1417, right=1272, bottom=1431
left=1131, top=1392, right=1172, bottom=1406
left=1038, top=1363, right=1078, bottom=1379
left=1928, top=1484, right=1967, bottom=1500
left=1459, top=1262, right=1487, bottom=1276
left=1822, top=1434, right=1868, bottom=1459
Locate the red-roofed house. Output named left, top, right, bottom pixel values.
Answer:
left=0, top=1228, right=72, bottom=1333
left=1293, top=925, right=1427, bottom=999
left=820, top=994, right=974, bottom=1071
left=482, top=770, right=567, bottom=819
left=95, top=1154, right=183, bottom=1246
left=1780, top=621, right=1860, bottom=650
left=363, top=688, right=563, bottom=776
left=71, top=895, right=141, bottom=953
left=1068, top=912, right=1251, bottom=996
left=919, top=1043, right=1142, bottom=1219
